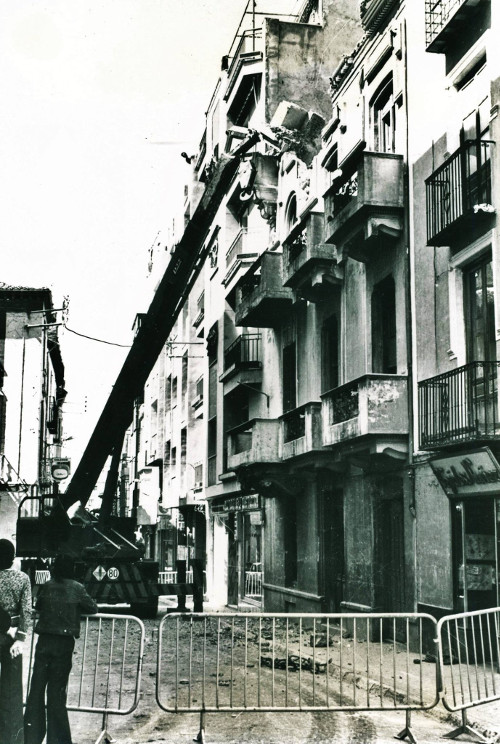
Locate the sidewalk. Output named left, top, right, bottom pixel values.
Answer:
left=158, top=597, right=500, bottom=742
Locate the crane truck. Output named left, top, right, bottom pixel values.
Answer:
left=15, top=132, right=261, bottom=617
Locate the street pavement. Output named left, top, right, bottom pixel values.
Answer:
left=63, top=596, right=500, bottom=743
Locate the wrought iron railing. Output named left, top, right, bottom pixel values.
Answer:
left=240, top=264, right=262, bottom=300
left=425, top=0, right=470, bottom=48
left=419, top=361, right=500, bottom=448
left=426, top=139, right=493, bottom=245
left=224, top=334, right=262, bottom=370
left=286, top=226, right=307, bottom=263
left=330, top=171, right=359, bottom=218
left=324, top=379, right=360, bottom=425
left=282, top=405, right=306, bottom=443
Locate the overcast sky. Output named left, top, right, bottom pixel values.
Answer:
left=0, top=0, right=252, bottom=467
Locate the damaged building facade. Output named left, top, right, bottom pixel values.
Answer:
left=134, top=0, right=500, bottom=618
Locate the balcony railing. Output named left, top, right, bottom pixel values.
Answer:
left=224, top=334, right=262, bottom=371
left=282, top=406, right=306, bottom=443
left=419, top=362, right=500, bottom=449
left=425, top=0, right=486, bottom=52
left=287, top=226, right=308, bottom=263
left=226, top=229, right=247, bottom=268
left=280, top=402, right=323, bottom=459
left=227, top=418, right=280, bottom=470
left=235, top=252, right=293, bottom=328
left=322, top=374, right=408, bottom=447
left=426, top=139, right=493, bottom=246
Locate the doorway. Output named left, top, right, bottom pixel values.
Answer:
left=319, top=486, right=345, bottom=613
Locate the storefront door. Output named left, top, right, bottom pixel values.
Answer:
left=242, top=510, right=262, bottom=603
left=453, top=498, right=498, bottom=613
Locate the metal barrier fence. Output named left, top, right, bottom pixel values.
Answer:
left=159, top=569, right=194, bottom=584
left=437, top=606, right=500, bottom=742
left=156, top=611, right=439, bottom=743
left=26, top=613, right=145, bottom=744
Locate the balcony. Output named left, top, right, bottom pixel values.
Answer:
left=224, top=1, right=298, bottom=101
left=235, top=251, right=293, bottom=327
left=324, top=151, right=404, bottom=261
left=219, top=333, right=262, bottom=391
left=425, top=0, right=489, bottom=54
left=426, top=139, right=494, bottom=247
left=280, top=402, right=322, bottom=460
left=283, top=213, right=341, bottom=301
left=322, top=374, right=408, bottom=449
left=226, top=418, right=280, bottom=471
left=419, top=362, right=500, bottom=449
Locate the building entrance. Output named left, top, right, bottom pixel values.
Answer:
left=453, top=498, right=498, bottom=613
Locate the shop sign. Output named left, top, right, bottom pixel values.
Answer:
left=221, top=494, right=261, bottom=513
left=51, top=458, right=71, bottom=481
left=430, top=448, right=500, bottom=497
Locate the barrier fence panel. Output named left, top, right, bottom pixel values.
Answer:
left=26, top=613, right=145, bottom=744
left=157, top=612, right=439, bottom=743
left=437, top=606, right=500, bottom=742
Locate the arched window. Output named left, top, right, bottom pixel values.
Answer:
left=285, top=192, right=297, bottom=232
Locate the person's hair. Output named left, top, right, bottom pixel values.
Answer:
left=0, top=539, right=15, bottom=570
left=51, top=554, right=75, bottom=581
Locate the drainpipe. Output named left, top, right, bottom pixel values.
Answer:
left=402, top=19, right=418, bottom=611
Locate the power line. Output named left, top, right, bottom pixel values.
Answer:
left=63, top=324, right=132, bottom=348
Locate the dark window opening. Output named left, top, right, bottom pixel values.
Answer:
left=282, top=342, right=297, bottom=413
left=372, top=275, right=397, bottom=374
left=322, top=315, right=339, bottom=393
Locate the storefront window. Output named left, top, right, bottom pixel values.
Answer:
left=455, top=499, right=497, bottom=612
left=243, top=511, right=262, bottom=601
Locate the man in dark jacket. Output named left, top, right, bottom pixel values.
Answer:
left=24, top=555, right=98, bottom=744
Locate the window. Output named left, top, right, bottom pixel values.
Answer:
left=207, top=419, right=217, bottom=486
left=371, top=75, right=401, bottom=154
left=285, top=192, right=297, bottom=233
left=194, top=463, right=203, bottom=489
left=283, top=342, right=297, bottom=412
left=465, top=255, right=495, bottom=363
left=372, top=275, right=397, bottom=374
left=182, top=352, right=188, bottom=397
left=172, top=377, right=178, bottom=407
left=165, top=375, right=172, bottom=413
left=322, top=315, right=339, bottom=392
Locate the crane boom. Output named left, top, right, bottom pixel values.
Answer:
left=60, top=132, right=260, bottom=512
